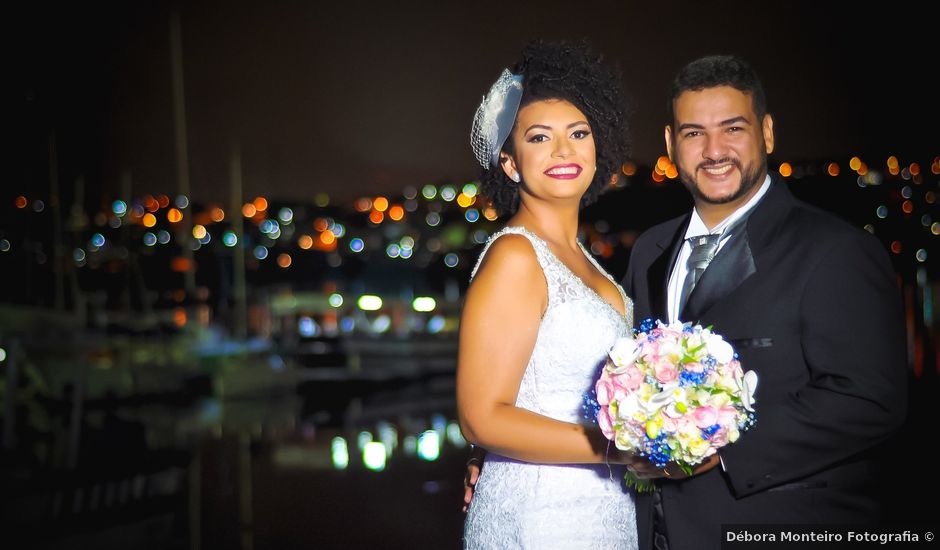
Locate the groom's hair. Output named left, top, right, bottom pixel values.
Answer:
left=668, top=55, right=767, bottom=121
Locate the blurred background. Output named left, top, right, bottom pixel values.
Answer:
left=3, top=1, right=937, bottom=548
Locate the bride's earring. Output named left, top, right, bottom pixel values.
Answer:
left=510, top=172, right=521, bottom=183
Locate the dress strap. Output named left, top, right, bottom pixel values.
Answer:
left=470, top=226, right=552, bottom=281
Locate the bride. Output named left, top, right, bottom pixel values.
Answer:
left=459, top=41, right=638, bottom=549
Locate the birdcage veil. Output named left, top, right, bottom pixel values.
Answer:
left=470, top=69, right=524, bottom=168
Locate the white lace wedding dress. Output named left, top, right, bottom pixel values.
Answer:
left=463, top=226, right=638, bottom=550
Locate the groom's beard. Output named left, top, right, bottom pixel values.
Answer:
left=679, top=155, right=767, bottom=205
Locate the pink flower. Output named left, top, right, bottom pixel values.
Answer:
left=654, top=361, right=678, bottom=384
left=617, top=365, right=644, bottom=391
left=596, top=376, right=614, bottom=406
left=693, top=406, right=718, bottom=428
left=597, top=406, right=615, bottom=439
left=717, top=405, right=739, bottom=426
left=710, top=427, right=729, bottom=446
left=684, top=361, right=705, bottom=373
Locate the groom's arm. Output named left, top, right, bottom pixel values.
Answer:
left=719, top=229, right=907, bottom=497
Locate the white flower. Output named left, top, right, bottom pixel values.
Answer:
left=705, top=335, right=735, bottom=364
left=608, top=337, right=640, bottom=371
left=739, top=370, right=758, bottom=411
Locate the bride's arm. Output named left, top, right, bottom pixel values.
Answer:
left=457, top=235, right=627, bottom=464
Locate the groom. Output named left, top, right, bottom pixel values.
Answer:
left=621, top=55, right=907, bottom=549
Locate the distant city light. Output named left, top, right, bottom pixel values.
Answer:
left=331, top=437, right=349, bottom=470
left=0, top=239, right=10, bottom=252
left=193, top=225, right=207, bottom=239
left=242, top=203, right=257, bottom=217
left=357, top=431, right=373, bottom=450
left=446, top=422, right=466, bottom=448
left=167, top=208, right=183, bottom=223
left=277, top=253, right=292, bottom=268
left=363, top=441, right=387, bottom=471
left=876, top=206, right=888, bottom=219
left=426, top=212, right=441, bottom=227
left=386, top=244, right=401, bottom=258
left=175, top=195, right=189, bottom=209
left=444, top=253, right=459, bottom=268
left=427, top=315, right=445, bottom=334
left=253, top=246, right=269, bottom=260
left=412, top=297, right=436, bottom=312
left=253, top=197, right=268, bottom=211
left=358, top=295, right=383, bottom=311
left=422, top=185, right=437, bottom=199
left=417, top=430, right=440, bottom=461
left=298, top=316, right=319, bottom=337
left=112, top=200, right=127, bottom=216
left=260, top=220, right=279, bottom=234
left=91, top=233, right=106, bottom=247
left=440, top=186, right=456, bottom=202
left=349, top=238, right=365, bottom=253
left=465, top=209, right=480, bottom=222
left=399, top=247, right=413, bottom=259
left=400, top=236, right=415, bottom=249
left=333, top=223, right=346, bottom=237
left=210, top=207, right=225, bottom=222
left=158, top=230, right=171, bottom=244
left=143, top=232, right=157, bottom=246
left=373, top=197, right=389, bottom=212
left=143, top=213, right=157, bottom=227
left=388, top=205, right=405, bottom=221
left=73, top=248, right=86, bottom=262
left=328, top=293, right=344, bottom=307
left=340, top=317, right=355, bottom=332
left=0, top=347, right=6, bottom=362
left=223, top=232, right=237, bottom=247
left=462, top=183, right=478, bottom=197
left=915, top=249, right=927, bottom=263
left=372, top=315, right=391, bottom=333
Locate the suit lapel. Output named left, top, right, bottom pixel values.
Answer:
left=680, top=175, right=794, bottom=322
left=647, top=215, right=689, bottom=321
left=680, top=223, right=756, bottom=322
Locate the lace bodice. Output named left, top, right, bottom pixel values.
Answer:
left=464, top=226, right=637, bottom=549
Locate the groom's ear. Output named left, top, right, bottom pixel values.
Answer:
left=664, top=125, right=675, bottom=161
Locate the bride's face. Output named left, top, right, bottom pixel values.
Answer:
left=502, top=99, right=596, bottom=203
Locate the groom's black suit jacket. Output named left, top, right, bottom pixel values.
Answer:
left=621, top=176, right=907, bottom=550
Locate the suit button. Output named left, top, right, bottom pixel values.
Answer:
left=746, top=481, right=755, bottom=488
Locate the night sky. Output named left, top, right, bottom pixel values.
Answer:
left=12, top=0, right=936, bottom=205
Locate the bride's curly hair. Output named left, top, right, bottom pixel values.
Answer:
left=479, top=40, right=631, bottom=218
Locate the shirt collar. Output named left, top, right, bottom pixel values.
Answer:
left=685, top=174, right=772, bottom=238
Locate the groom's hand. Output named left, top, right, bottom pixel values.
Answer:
left=628, top=454, right=721, bottom=480
left=462, top=445, right=486, bottom=513
left=463, top=462, right=480, bottom=512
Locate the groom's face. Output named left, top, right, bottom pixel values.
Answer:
left=665, top=86, right=774, bottom=209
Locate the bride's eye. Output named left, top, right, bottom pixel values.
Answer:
left=572, top=130, right=591, bottom=139
left=527, top=134, right=549, bottom=143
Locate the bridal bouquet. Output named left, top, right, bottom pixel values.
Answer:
left=595, top=319, right=758, bottom=492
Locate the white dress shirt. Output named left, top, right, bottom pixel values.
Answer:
left=666, top=175, right=772, bottom=323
